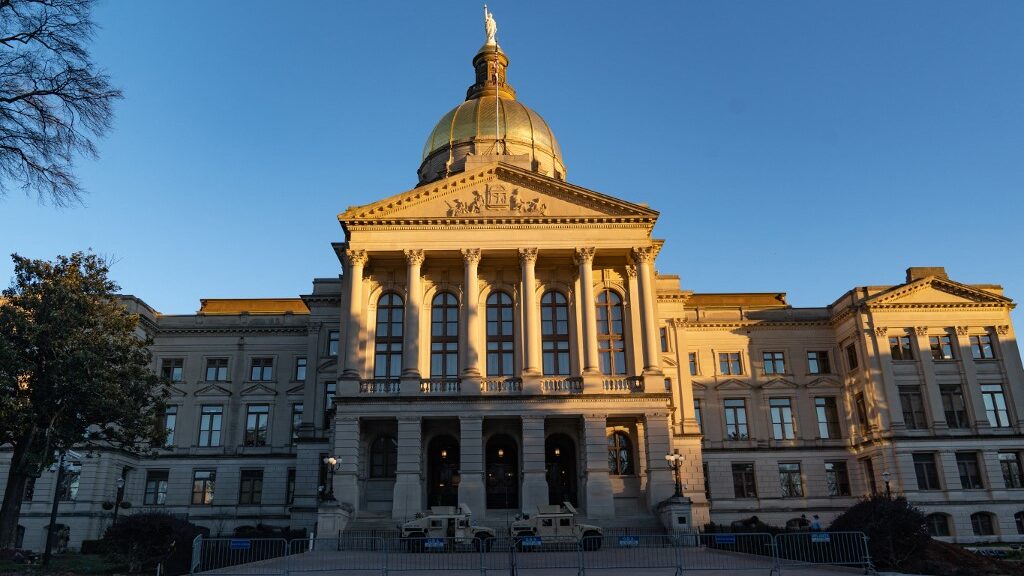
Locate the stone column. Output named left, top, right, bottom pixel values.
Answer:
left=954, top=326, right=991, bottom=430
left=673, top=320, right=699, bottom=435
left=462, top=249, right=482, bottom=379
left=575, top=248, right=599, bottom=375
left=302, top=321, right=322, bottom=428
left=521, top=415, right=549, bottom=513
left=392, top=416, right=423, bottom=520
left=333, top=416, right=360, bottom=510
left=458, top=416, right=486, bottom=515
left=582, top=414, right=614, bottom=518
left=402, top=250, right=425, bottom=379
left=519, top=248, right=541, bottom=374
left=625, top=265, right=644, bottom=375
left=644, top=412, right=675, bottom=509
left=631, top=247, right=662, bottom=375
left=911, top=326, right=948, bottom=430
left=341, top=249, right=368, bottom=380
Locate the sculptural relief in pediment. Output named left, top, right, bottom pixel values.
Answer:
left=445, top=183, right=548, bottom=217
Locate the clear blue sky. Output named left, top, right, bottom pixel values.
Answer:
left=1, top=1, right=1022, bottom=316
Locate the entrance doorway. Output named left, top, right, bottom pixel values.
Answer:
left=545, top=433, right=578, bottom=506
left=485, top=434, right=519, bottom=509
left=426, top=435, right=460, bottom=507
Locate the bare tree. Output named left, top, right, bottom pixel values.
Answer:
left=0, top=0, right=122, bottom=206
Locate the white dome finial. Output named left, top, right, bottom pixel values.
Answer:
left=484, top=5, right=498, bottom=45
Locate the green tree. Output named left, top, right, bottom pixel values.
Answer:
left=0, top=252, right=166, bottom=550
left=0, top=0, right=122, bottom=206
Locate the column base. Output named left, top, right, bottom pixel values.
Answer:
left=316, top=502, right=353, bottom=538
left=584, top=472, right=615, bottom=519
left=458, top=474, right=486, bottom=516
left=334, top=473, right=359, bottom=513
left=656, top=496, right=693, bottom=534
left=521, top=471, right=549, bottom=514
left=521, top=373, right=542, bottom=395
left=392, top=473, right=423, bottom=520
left=646, top=468, right=675, bottom=512
left=400, top=375, right=421, bottom=397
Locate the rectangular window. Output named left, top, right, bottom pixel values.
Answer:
left=323, top=381, right=337, bottom=426
left=929, top=334, right=955, bottom=360
left=198, top=405, right=223, bottom=447
left=245, top=404, right=270, bottom=447
left=205, top=358, right=228, bottom=381
left=191, top=470, right=216, bottom=505
left=160, top=358, right=184, bottom=381
left=971, top=334, right=995, bottom=359
left=719, top=353, right=742, bottom=375
left=144, top=471, right=169, bottom=505
left=846, top=343, right=859, bottom=370
left=660, top=327, right=669, bottom=352
left=731, top=463, right=757, bottom=498
left=59, top=467, right=80, bottom=501
left=163, top=405, right=178, bottom=447
left=238, top=469, right=264, bottom=505
left=763, top=351, right=786, bottom=375
left=778, top=463, right=803, bottom=497
left=862, top=458, right=877, bottom=494
left=769, top=398, right=796, bottom=440
left=724, top=399, right=749, bottom=440
left=899, top=386, right=928, bottom=429
left=940, top=385, right=969, bottom=429
left=327, top=330, right=339, bottom=356
left=956, top=452, right=984, bottom=489
left=287, top=468, right=296, bottom=504
left=825, top=461, right=851, bottom=496
left=295, top=357, right=307, bottom=381
left=688, top=352, right=698, bottom=376
left=913, top=453, right=942, bottom=491
left=807, top=351, right=831, bottom=374
left=694, top=399, right=703, bottom=433
left=250, top=357, right=274, bottom=381
left=889, top=335, right=914, bottom=361
left=291, top=403, right=304, bottom=443
left=982, top=384, right=1011, bottom=428
left=999, top=452, right=1024, bottom=488
left=855, top=393, right=869, bottom=432
left=815, top=397, right=841, bottom=439
left=663, top=377, right=672, bottom=391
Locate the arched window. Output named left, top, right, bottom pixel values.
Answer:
left=369, top=435, right=398, bottom=478
left=596, top=290, right=626, bottom=375
left=971, top=512, right=996, bottom=536
left=541, top=291, right=570, bottom=375
left=487, top=291, right=514, bottom=377
left=430, top=292, right=459, bottom=379
left=926, top=513, right=951, bottom=537
left=607, top=431, right=634, bottom=475
left=374, top=293, right=403, bottom=380
left=1015, top=511, right=1024, bottom=535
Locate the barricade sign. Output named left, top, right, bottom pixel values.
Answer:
left=811, top=532, right=830, bottom=543
left=618, top=535, right=640, bottom=547
left=521, top=536, right=542, bottom=548
left=714, top=534, right=736, bottom=545
left=424, top=538, right=446, bottom=549
left=230, top=539, right=251, bottom=550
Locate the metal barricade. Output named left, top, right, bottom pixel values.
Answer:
left=194, top=537, right=288, bottom=574
left=384, top=535, right=491, bottom=575
left=684, top=533, right=776, bottom=573
left=287, top=536, right=386, bottom=575
left=511, top=535, right=582, bottom=575
left=773, top=531, right=874, bottom=575
left=191, top=535, right=203, bottom=574
left=581, top=534, right=685, bottom=576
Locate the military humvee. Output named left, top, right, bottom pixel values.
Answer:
left=400, top=504, right=496, bottom=552
left=509, top=502, right=603, bottom=550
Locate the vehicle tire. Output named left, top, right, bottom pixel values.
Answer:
left=407, top=534, right=425, bottom=553
left=582, top=531, right=602, bottom=551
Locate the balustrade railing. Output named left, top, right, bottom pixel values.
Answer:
left=359, top=379, right=400, bottom=394
left=541, top=376, right=583, bottom=393
left=480, top=377, right=523, bottom=393
left=419, top=378, right=461, bottom=393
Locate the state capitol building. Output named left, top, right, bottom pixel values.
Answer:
left=5, top=16, right=1024, bottom=551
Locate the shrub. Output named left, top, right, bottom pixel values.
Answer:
left=829, top=495, right=929, bottom=570
left=80, top=539, right=106, bottom=555
left=101, top=512, right=203, bottom=575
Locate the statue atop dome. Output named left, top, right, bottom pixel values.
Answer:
left=484, top=5, right=497, bottom=45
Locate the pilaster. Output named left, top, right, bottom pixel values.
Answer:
left=994, top=324, right=1024, bottom=429
left=954, top=327, right=991, bottom=431
left=867, top=324, right=904, bottom=431
left=458, top=416, right=486, bottom=515
left=582, top=414, right=614, bottom=518
left=332, top=416, right=360, bottom=511
left=392, top=416, right=423, bottom=520
left=520, top=415, right=549, bottom=514
left=911, top=326, right=949, bottom=431
left=644, top=412, right=675, bottom=509
left=341, top=250, right=368, bottom=381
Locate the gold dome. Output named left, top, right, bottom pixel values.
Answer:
left=417, top=43, right=567, bottom=184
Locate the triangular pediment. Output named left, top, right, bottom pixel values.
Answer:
left=195, top=383, right=232, bottom=397
left=339, top=164, right=658, bottom=224
left=762, top=377, right=798, bottom=390
left=240, top=383, right=278, bottom=396
left=286, top=384, right=305, bottom=396
left=691, top=381, right=708, bottom=391
left=865, top=277, right=1011, bottom=307
left=166, top=385, right=188, bottom=397
left=715, top=378, right=752, bottom=390
left=807, top=376, right=841, bottom=389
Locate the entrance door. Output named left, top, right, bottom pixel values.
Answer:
left=427, top=435, right=460, bottom=507
left=545, top=434, right=578, bottom=506
left=485, top=434, right=519, bottom=509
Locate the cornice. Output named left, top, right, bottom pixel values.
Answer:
left=344, top=219, right=655, bottom=230
left=156, top=326, right=309, bottom=336
left=681, top=320, right=831, bottom=331
left=336, top=393, right=673, bottom=406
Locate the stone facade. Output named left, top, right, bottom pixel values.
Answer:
left=4, top=31, right=1024, bottom=552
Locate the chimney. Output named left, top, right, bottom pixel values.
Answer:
left=906, top=267, right=948, bottom=282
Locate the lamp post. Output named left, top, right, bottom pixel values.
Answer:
left=881, top=471, right=892, bottom=499
left=322, top=456, right=340, bottom=501
left=112, top=476, right=126, bottom=526
left=664, top=452, right=685, bottom=497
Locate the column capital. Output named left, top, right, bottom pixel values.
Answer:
left=955, top=325, right=970, bottom=336
left=874, top=326, right=888, bottom=338
left=307, top=320, right=323, bottom=335
left=996, top=325, right=1010, bottom=336
left=625, top=264, right=637, bottom=278
left=574, top=247, right=596, bottom=265
left=630, top=246, right=656, bottom=264
left=912, top=325, right=929, bottom=337
left=404, top=249, right=425, bottom=266
left=518, top=247, right=539, bottom=265
left=461, top=248, right=482, bottom=263
left=345, top=249, right=368, bottom=267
